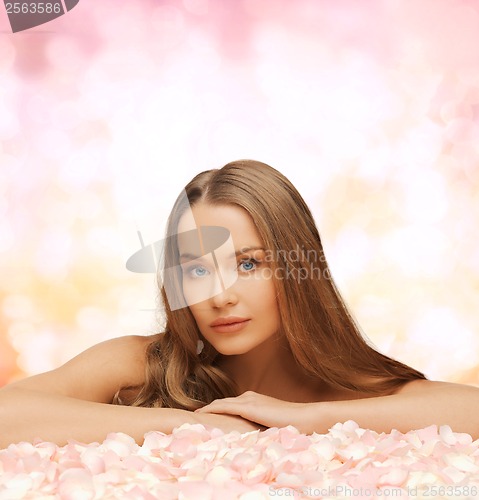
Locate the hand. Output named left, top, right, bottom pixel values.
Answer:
left=195, top=391, right=317, bottom=433
left=193, top=411, right=267, bottom=434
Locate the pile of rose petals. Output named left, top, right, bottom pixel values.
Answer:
left=1, top=420, right=478, bottom=499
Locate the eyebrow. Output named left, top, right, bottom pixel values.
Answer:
left=235, top=246, right=265, bottom=255
left=179, top=246, right=265, bottom=262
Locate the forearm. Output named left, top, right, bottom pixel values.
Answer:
left=309, top=383, right=479, bottom=439
left=0, top=387, right=195, bottom=448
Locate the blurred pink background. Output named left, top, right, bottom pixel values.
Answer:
left=1, top=0, right=478, bottom=387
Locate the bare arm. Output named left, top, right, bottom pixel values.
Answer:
left=0, top=387, right=194, bottom=447
left=310, top=380, right=479, bottom=438
left=195, top=380, right=479, bottom=439
left=0, top=335, right=262, bottom=448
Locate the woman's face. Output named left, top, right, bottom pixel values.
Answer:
left=177, top=202, right=281, bottom=356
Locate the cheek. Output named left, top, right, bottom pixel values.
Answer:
left=247, top=278, right=278, bottom=311
left=188, top=305, right=203, bottom=325
left=265, top=281, right=281, bottom=319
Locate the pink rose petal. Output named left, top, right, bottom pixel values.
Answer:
left=0, top=422, right=478, bottom=498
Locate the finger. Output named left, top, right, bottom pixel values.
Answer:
left=195, top=396, right=242, bottom=412
left=200, top=402, right=257, bottom=421
left=196, top=403, right=237, bottom=415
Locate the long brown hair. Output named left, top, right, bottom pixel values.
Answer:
left=116, top=160, right=427, bottom=408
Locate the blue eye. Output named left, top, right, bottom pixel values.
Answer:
left=238, top=259, right=259, bottom=272
left=186, top=265, right=210, bottom=279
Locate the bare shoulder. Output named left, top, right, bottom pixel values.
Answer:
left=393, top=379, right=477, bottom=395
left=4, top=334, right=158, bottom=403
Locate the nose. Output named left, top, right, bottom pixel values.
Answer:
left=209, top=284, right=238, bottom=308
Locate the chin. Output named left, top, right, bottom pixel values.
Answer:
left=209, top=342, right=247, bottom=355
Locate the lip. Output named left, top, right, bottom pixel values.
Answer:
left=210, top=316, right=251, bottom=333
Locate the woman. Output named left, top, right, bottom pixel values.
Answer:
left=1, top=160, right=478, bottom=448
